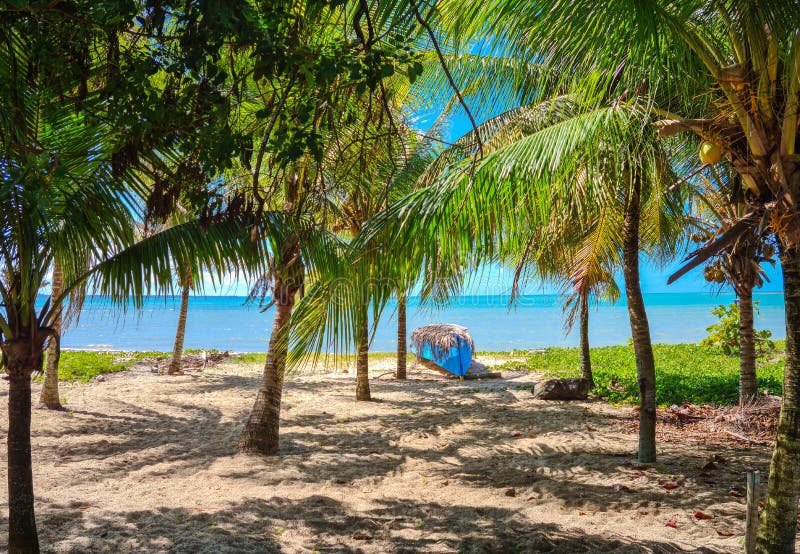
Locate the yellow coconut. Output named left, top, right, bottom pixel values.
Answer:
left=699, top=141, right=723, bottom=165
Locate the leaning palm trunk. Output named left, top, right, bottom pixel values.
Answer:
left=622, top=178, right=657, bottom=463
left=168, top=273, right=192, bottom=375
left=738, top=284, right=757, bottom=404
left=756, top=246, right=800, bottom=552
left=39, top=260, right=63, bottom=410
left=239, top=239, right=303, bottom=455
left=237, top=290, right=295, bottom=454
left=579, top=291, right=593, bottom=387
left=356, top=312, right=371, bottom=400
left=396, top=291, right=407, bottom=379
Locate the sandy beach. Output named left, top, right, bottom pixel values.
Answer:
left=0, top=355, right=770, bottom=553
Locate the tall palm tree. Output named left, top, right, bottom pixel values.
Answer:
left=497, top=163, right=625, bottom=388
left=238, top=217, right=310, bottom=454
left=38, top=253, right=89, bottom=410
left=430, top=2, right=800, bottom=548
left=168, top=266, right=192, bottom=375
left=398, top=93, right=686, bottom=462
left=396, top=288, right=408, bottom=378
left=0, top=4, right=284, bottom=550
left=162, top=206, right=199, bottom=377
left=306, top=80, right=442, bottom=399
left=690, top=169, right=775, bottom=404
left=0, top=167, right=267, bottom=553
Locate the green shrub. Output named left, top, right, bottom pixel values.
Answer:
left=701, top=301, right=775, bottom=356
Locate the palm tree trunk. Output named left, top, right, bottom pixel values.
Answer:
left=738, top=283, right=758, bottom=404
left=4, top=342, right=41, bottom=553
left=579, top=291, right=593, bottom=387
left=356, top=313, right=371, bottom=400
left=396, top=292, right=407, bottom=379
left=39, top=260, right=63, bottom=409
left=238, top=292, right=294, bottom=455
left=168, top=278, right=191, bottom=375
left=622, top=177, right=657, bottom=463
left=756, top=245, right=800, bottom=553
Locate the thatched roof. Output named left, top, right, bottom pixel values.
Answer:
left=410, top=324, right=475, bottom=359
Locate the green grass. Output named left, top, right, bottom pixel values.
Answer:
left=50, top=344, right=786, bottom=408
left=51, top=351, right=160, bottom=382
left=498, top=342, right=786, bottom=406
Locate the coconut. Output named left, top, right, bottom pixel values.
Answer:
left=699, top=141, right=723, bottom=165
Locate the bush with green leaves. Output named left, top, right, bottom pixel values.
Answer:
left=701, top=302, right=775, bottom=356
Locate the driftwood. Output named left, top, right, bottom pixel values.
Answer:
left=461, top=371, right=502, bottom=380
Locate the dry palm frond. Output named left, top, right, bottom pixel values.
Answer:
left=410, top=324, right=475, bottom=357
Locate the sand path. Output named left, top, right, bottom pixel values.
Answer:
left=0, top=356, right=770, bottom=553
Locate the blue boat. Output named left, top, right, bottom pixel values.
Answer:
left=410, top=324, right=475, bottom=377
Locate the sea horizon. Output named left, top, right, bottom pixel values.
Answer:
left=56, top=291, right=788, bottom=353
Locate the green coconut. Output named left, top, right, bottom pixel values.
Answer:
left=699, top=141, right=723, bottom=165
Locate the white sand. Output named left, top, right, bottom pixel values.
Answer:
left=0, top=355, right=769, bottom=553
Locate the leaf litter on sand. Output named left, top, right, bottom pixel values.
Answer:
left=620, top=396, right=780, bottom=446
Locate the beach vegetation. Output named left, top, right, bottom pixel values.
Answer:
left=702, top=302, right=776, bottom=358
left=48, top=351, right=156, bottom=383
left=690, top=167, right=777, bottom=404
left=503, top=343, right=785, bottom=407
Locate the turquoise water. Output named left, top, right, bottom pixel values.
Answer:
left=60, top=293, right=787, bottom=352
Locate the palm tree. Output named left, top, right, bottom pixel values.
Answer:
left=395, top=280, right=411, bottom=379
left=310, top=87, right=441, bottom=399
left=0, top=168, right=267, bottom=553
left=168, top=266, right=193, bottom=375
left=38, top=254, right=89, bottom=410
left=283, top=119, right=459, bottom=404
left=238, top=220, right=309, bottom=454
left=689, top=169, right=775, bottom=404
left=501, top=176, right=624, bottom=389
left=398, top=93, right=687, bottom=462
left=430, top=2, right=800, bottom=548
left=162, top=207, right=199, bottom=377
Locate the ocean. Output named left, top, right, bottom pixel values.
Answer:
left=59, top=292, right=788, bottom=352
